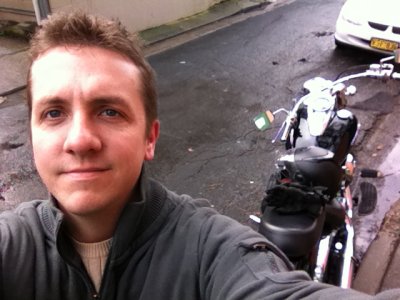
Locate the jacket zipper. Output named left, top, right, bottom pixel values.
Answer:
left=69, top=263, right=100, bottom=299
left=56, top=221, right=104, bottom=299
left=86, top=272, right=100, bottom=299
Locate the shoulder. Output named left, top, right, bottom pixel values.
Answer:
left=0, top=200, right=45, bottom=221
left=164, top=187, right=219, bottom=223
left=0, top=200, right=52, bottom=239
left=164, top=187, right=271, bottom=250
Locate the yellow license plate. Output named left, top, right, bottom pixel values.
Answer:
left=370, top=38, right=398, bottom=51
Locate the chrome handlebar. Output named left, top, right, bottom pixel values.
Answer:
left=274, top=61, right=400, bottom=143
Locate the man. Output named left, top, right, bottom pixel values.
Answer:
left=0, top=11, right=399, bottom=300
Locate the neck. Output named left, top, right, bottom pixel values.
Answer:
left=64, top=206, right=123, bottom=243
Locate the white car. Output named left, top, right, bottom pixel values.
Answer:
left=334, top=0, right=400, bottom=55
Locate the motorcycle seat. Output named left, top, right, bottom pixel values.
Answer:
left=259, top=206, right=325, bottom=258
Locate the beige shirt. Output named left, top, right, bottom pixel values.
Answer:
left=72, top=238, right=112, bottom=292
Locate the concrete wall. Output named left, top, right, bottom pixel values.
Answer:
left=0, top=0, right=223, bottom=32
left=50, top=0, right=222, bottom=32
left=0, top=0, right=35, bottom=22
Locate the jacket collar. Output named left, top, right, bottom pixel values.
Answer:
left=109, top=169, right=167, bottom=259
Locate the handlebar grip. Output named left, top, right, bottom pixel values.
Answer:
left=280, top=121, right=292, bottom=142
left=392, top=72, right=400, bottom=80
left=360, top=168, right=382, bottom=178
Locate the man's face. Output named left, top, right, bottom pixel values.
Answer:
left=30, top=46, right=159, bottom=218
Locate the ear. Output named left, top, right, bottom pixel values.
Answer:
left=144, top=120, right=160, bottom=161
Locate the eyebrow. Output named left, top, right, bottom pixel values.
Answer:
left=34, top=95, right=130, bottom=108
left=90, top=96, right=130, bottom=107
left=34, top=97, right=68, bottom=110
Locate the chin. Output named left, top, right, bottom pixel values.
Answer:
left=55, top=192, right=112, bottom=216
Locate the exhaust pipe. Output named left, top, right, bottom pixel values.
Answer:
left=340, top=223, right=355, bottom=288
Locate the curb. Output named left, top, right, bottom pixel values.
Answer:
left=353, top=198, right=400, bottom=294
left=139, top=0, right=271, bottom=46
left=0, top=20, right=36, bottom=40
left=353, top=232, right=398, bottom=294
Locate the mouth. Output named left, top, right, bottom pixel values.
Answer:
left=61, top=167, right=111, bottom=179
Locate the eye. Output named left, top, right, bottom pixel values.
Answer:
left=45, top=109, right=62, bottom=118
left=101, top=109, right=120, bottom=117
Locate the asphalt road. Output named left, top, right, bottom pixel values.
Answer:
left=146, top=0, right=400, bottom=227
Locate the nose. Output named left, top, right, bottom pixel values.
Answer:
left=63, top=113, right=102, bottom=156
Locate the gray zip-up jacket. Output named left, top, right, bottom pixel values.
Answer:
left=1, top=173, right=399, bottom=299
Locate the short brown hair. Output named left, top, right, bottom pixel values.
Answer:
left=27, top=11, right=157, bottom=132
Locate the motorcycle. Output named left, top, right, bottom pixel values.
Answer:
left=250, top=51, right=400, bottom=288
